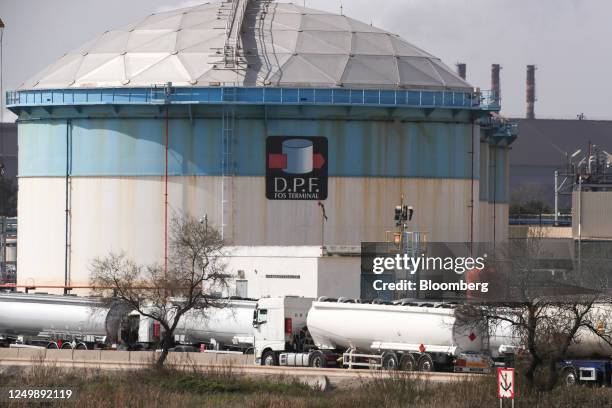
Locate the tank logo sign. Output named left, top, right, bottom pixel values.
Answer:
left=266, top=137, right=328, bottom=200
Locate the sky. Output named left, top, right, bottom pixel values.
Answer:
left=1, top=0, right=611, bottom=122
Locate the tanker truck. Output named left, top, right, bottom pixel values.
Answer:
left=253, top=297, right=518, bottom=373
left=130, top=298, right=257, bottom=352
left=0, top=292, right=125, bottom=350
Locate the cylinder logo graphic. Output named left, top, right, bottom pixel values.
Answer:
left=266, top=136, right=328, bottom=200
left=282, top=139, right=313, bottom=174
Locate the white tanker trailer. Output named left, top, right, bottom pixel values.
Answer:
left=131, top=299, right=257, bottom=352
left=0, top=292, right=119, bottom=349
left=253, top=297, right=518, bottom=372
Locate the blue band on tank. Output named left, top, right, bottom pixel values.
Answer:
left=17, top=118, right=509, bottom=200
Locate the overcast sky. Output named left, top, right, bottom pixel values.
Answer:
left=1, top=0, right=611, bottom=122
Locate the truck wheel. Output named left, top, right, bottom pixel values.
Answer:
left=399, top=354, right=416, bottom=371
left=309, top=351, right=327, bottom=368
left=47, top=342, right=59, bottom=349
left=418, top=354, right=434, bottom=372
left=562, top=368, right=577, bottom=386
left=76, top=343, right=88, bottom=350
left=261, top=350, right=278, bottom=366
left=382, top=352, right=399, bottom=370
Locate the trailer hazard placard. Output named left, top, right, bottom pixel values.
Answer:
left=497, top=368, right=515, bottom=399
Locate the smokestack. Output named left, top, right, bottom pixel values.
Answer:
left=456, top=63, right=466, bottom=80
left=526, top=65, right=536, bottom=119
left=491, top=64, right=501, bottom=106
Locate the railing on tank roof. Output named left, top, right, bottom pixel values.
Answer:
left=5, top=87, right=500, bottom=111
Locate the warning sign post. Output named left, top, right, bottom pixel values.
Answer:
left=497, top=367, right=515, bottom=407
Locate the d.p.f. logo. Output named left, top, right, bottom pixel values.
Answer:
left=266, top=137, right=328, bottom=200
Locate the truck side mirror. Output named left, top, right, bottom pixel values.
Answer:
left=252, top=310, right=259, bottom=327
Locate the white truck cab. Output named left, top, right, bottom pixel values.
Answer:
left=252, top=297, right=313, bottom=365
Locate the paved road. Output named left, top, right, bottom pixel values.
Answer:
left=0, top=348, right=480, bottom=389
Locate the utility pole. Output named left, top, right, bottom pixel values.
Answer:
left=0, top=19, right=5, bottom=175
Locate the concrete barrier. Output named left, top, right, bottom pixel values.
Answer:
left=0, top=348, right=20, bottom=360
left=129, top=351, right=157, bottom=365
left=100, top=350, right=130, bottom=363
left=216, top=354, right=247, bottom=366
left=16, top=348, right=46, bottom=361
left=190, top=353, right=219, bottom=366
left=45, top=349, right=74, bottom=362
left=73, top=349, right=101, bottom=362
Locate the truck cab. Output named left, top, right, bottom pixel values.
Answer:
left=252, top=297, right=313, bottom=365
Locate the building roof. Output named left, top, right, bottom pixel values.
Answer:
left=511, top=119, right=612, bottom=167
left=20, top=1, right=471, bottom=91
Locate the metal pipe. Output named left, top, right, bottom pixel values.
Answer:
left=526, top=65, right=536, bottom=119
left=0, top=285, right=166, bottom=290
left=470, top=122, right=475, bottom=248
left=164, top=106, right=170, bottom=277
left=578, top=175, right=582, bottom=242
left=64, top=120, right=72, bottom=295
left=554, top=170, right=559, bottom=226
left=492, top=146, right=497, bottom=246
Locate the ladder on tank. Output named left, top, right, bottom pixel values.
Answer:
left=220, top=88, right=236, bottom=241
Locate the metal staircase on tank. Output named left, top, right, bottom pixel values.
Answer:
left=213, top=0, right=251, bottom=70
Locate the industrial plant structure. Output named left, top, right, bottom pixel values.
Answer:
left=6, top=0, right=516, bottom=296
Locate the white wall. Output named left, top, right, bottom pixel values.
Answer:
left=17, top=176, right=501, bottom=293
left=317, top=256, right=361, bottom=299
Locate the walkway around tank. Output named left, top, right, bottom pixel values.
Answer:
left=0, top=348, right=479, bottom=388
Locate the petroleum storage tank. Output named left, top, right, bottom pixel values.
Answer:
left=0, top=293, right=108, bottom=338
left=7, top=0, right=515, bottom=292
left=306, top=301, right=487, bottom=355
left=174, top=299, right=256, bottom=347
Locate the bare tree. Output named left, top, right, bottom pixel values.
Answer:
left=459, top=231, right=612, bottom=390
left=90, top=214, right=230, bottom=366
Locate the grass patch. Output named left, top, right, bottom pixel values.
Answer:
left=0, top=365, right=610, bottom=408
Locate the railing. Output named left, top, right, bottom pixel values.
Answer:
left=6, top=87, right=500, bottom=111
left=509, top=214, right=572, bottom=227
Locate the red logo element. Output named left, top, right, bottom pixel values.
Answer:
left=468, top=332, right=477, bottom=342
left=313, top=153, right=326, bottom=169
left=268, top=154, right=287, bottom=169
left=419, top=344, right=426, bottom=353
left=268, top=153, right=326, bottom=170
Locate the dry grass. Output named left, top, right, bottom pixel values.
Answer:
left=0, top=364, right=610, bottom=408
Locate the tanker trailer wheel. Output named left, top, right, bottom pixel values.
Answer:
left=309, top=351, right=327, bottom=368
left=261, top=350, right=278, bottom=366
left=399, top=354, right=416, bottom=371
left=382, top=352, right=399, bottom=370
left=561, top=368, right=577, bottom=386
left=61, top=342, right=74, bottom=350
left=417, top=354, right=434, bottom=372
left=47, top=342, right=59, bottom=349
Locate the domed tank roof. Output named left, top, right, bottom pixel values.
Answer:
left=21, top=1, right=471, bottom=91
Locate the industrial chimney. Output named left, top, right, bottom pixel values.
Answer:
left=491, top=64, right=501, bottom=106
left=526, top=65, right=536, bottom=119
left=456, top=63, right=466, bottom=80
